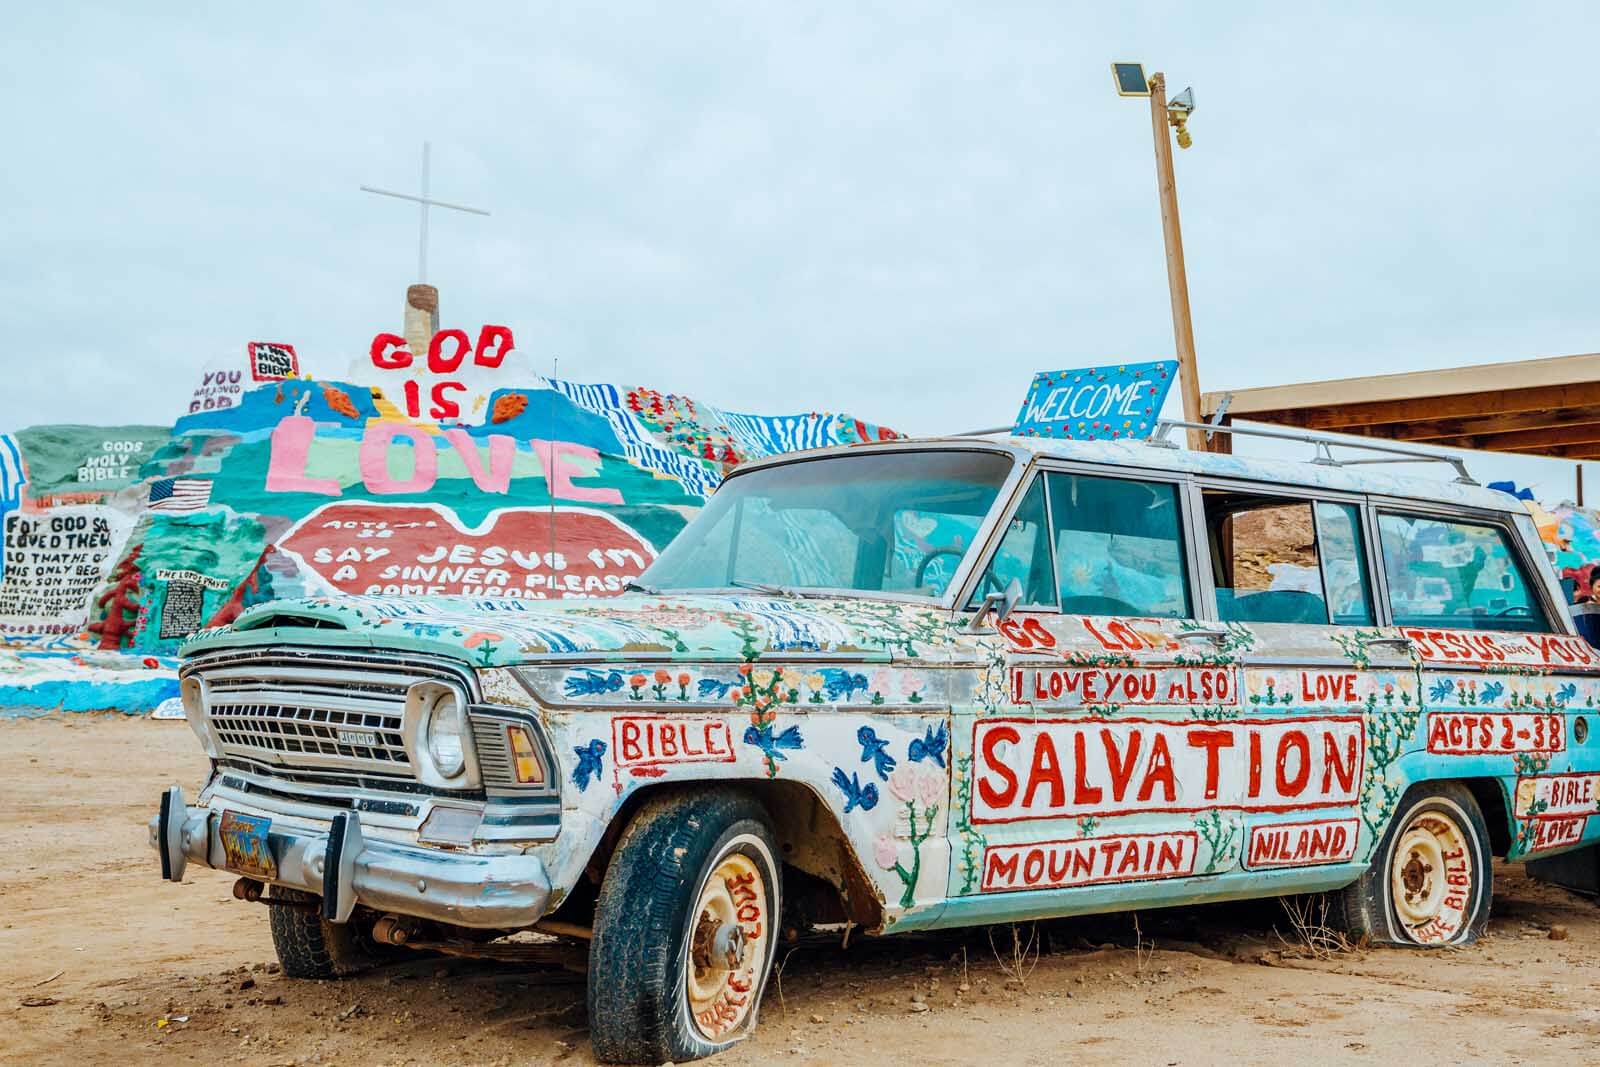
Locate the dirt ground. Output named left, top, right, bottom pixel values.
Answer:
left=4, top=716, right=1599, bottom=1066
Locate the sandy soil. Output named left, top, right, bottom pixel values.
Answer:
left=4, top=716, right=1599, bottom=1066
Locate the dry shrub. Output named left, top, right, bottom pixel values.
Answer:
left=989, top=923, right=1040, bottom=992
left=1275, top=895, right=1357, bottom=960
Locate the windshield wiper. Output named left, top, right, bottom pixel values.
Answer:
left=623, top=580, right=661, bottom=595
left=729, top=578, right=801, bottom=597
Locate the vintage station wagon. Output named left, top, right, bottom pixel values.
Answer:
left=152, top=432, right=1600, bottom=1063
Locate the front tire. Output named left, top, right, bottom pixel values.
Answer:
left=267, top=888, right=389, bottom=978
left=1335, top=782, right=1493, bottom=946
left=588, top=789, right=781, bottom=1065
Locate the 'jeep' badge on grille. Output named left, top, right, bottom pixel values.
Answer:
left=337, top=729, right=381, bottom=747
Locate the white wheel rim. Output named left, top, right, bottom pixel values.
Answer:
left=1390, top=809, right=1473, bottom=944
left=685, top=849, right=769, bottom=1041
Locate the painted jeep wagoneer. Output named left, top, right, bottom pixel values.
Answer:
left=152, top=435, right=1600, bottom=1062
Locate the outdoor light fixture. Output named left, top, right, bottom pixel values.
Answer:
left=1111, top=62, right=1149, bottom=96
left=1168, top=87, right=1196, bottom=149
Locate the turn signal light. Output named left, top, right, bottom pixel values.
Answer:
left=507, top=725, right=546, bottom=785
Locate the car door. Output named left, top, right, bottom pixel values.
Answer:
left=950, top=463, right=1242, bottom=905
left=1199, top=484, right=1414, bottom=881
left=1371, top=503, right=1600, bottom=860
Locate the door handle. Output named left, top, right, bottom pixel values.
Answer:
left=1361, top=635, right=1414, bottom=650
left=1178, top=628, right=1229, bottom=644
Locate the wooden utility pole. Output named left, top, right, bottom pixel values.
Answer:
left=1147, top=73, right=1206, bottom=451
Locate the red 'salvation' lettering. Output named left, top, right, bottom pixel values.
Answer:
left=971, top=717, right=1365, bottom=823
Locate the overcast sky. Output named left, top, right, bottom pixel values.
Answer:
left=4, top=4, right=1597, bottom=497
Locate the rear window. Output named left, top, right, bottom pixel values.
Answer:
left=1376, top=513, right=1550, bottom=632
left=1202, top=492, right=1375, bottom=626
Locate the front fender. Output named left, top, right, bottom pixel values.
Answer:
left=530, top=702, right=955, bottom=929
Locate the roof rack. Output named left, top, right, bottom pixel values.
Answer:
left=1150, top=419, right=1477, bottom=485
left=951, top=420, right=1477, bottom=485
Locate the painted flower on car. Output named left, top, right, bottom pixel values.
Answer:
left=887, top=765, right=919, bottom=804
left=873, top=833, right=899, bottom=870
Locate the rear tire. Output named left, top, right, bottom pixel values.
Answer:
left=267, top=888, right=388, bottom=978
left=1335, top=782, right=1493, bottom=946
left=588, top=789, right=781, bottom=1065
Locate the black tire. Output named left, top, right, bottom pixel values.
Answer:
left=267, top=888, right=388, bottom=978
left=588, top=789, right=782, bottom=1065
left=1334, top=781, right=1493, bottom=946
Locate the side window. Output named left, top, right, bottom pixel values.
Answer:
left=1376, top=513, right=1550, bottom=632
left=1204, top=492, right=1374, bottom=626
left=1049, top=472, right=1190, bottom=618
left=967, top=478, right=1054, bottom=607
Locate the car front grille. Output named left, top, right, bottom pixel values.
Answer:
left=185, top=648, right=474, bottom=781
left=207, top=700, right=410, bottom=768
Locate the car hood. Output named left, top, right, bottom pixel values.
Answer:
left=181, top=592, right=967, bottom=668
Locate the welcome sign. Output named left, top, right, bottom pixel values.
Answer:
left=1012, top=360, right=1177, bottom=441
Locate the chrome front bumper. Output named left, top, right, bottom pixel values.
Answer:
left=149, top=785, right=553, bottom=930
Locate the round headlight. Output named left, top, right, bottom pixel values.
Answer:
left=422, top=688, right=466, bottom=779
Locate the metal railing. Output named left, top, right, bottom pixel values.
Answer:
left=1147, top=419, right=1477, bottom=485
left=951, top=420, right=1477, bottom=485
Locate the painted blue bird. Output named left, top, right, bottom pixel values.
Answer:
left=820, top=668, right=870, bottom=701
left=743, top=724, right=805, bottom=764
left=698, top=677, right=736, bottom=699
left=400, top=621, right=450, bottom=639
left=857, top=725, right=896, bottom=780
left=908, top=722, right=948, bottom=768
left=1479, top=680, right=1505, bottom=704
left=1556, top=682, right=1578, bottom=704
left=830, top=767, right=879, bottom=813
left=571, top=739, right=607, bottom=791
left=565, top=669, right=626, bottom=698
left=1428, top=677, right=1457, bottom=703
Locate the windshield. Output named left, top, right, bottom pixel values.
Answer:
left=641, top=449, right=1017, bottom=599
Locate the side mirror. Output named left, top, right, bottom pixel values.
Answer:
left=967, top=578, right=1023, bottom=633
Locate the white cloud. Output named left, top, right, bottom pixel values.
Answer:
left=1, top=3, right=1596, bottom=494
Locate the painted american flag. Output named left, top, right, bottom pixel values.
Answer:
left=0, top=433, right=26, bottom=583
left=148, top=477, right=212, bottom=513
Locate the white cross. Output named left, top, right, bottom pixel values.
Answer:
left=360, top=141, right=490, bottom=284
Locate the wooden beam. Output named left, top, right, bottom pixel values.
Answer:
left=1199, top=351, right=1600, bottom=417
left=1422, top=422, right=1600, bottom=454
left=1211, top=415, right=1234, bottom=455
left=1537, top=444, right=1600, bottom=460
left=1246, top=381, right=1600, bottom=432
left=1378, top=404, right=1600, bottom=443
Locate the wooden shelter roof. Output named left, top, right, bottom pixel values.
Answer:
left=1199, top=352, right=1600, bottom=459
